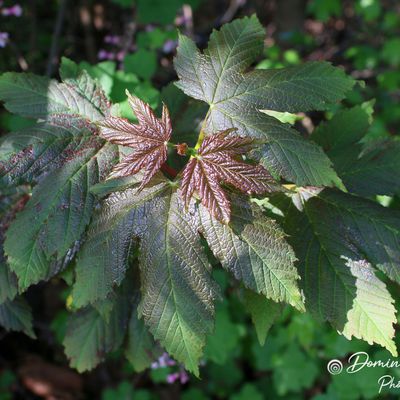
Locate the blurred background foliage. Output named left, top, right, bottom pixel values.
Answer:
left=0, top=0, right=400, bottom=399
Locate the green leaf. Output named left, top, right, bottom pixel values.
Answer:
left=230, top=384, right=264, bottom=400
left=382, top=38, right=400, bottom=66
left=207, top=362, right=244, bottom=394
left=0, top=297, right=35, bottom=338
left=63, top=306, right=125, bottom=372
left=196, top=195, right=304, bottom=310
left=355, top=0, right=381, bottom=20
left=311, top=105, right=370, bottom=152
left=124, top=49, right=157, bottom=80
left=285, top=189, right=399, bottom=355
left=136, top=188, right=218, bottom=375
left=341, top=259, right=397, bottom=355
left=0, top=72, right=109, bottom=121
left=137, top=28, right=177, bottom=50
left=1, top=71, right=118, bottom=292
left=0, top=188, right=23, bottom=302
left=0, top=70, right=111, bottom=189
left=175, top=15, right=265, bottom=103
left=251, top=333, right=281, bottom=371
left=72, top=175, right=162, bottom=307
left=74, top=177, right=218, bottom=374
left=126, top=292, right=163, bottom=372
left=175, top=16, right=354, bottom=110
left=243, top=289, right=281, bottom=345
left=212, top=60, right=354, bottom=112
left=182, top=388, right=208, bottom=400
left=90, top=174, right=144, bottom=197
left=272, top=343, right=319, bottom=395
left=174, top=15, right=351, bottom=187
left=0, top=258, right=17, bottom=303
left=0, top=113, right=35, bottom=132
left=0, top=122, right=98, bottom=187
left=311, top=106, right=400, bottom=196
left=136, top=0, right=183, bottom=24
left=260, top=110, right=302, bottom=125
left=339, top=139, right=400, bottom=197
left=102, top=381, right=135, bottom=400
left=4, top=144, right=116, bottom=291
left=204, top=302, right=241, bottom=364
left=247, top=113, right=343, bottom=186
left=308, top=0, right=342, bottom=21
left=59, top=57, right=81, bottom=80
left=80, top=62, right=116, bottom=97
left=377, top=70, right=400, bottom=91
left=60, top=57, right=116, bottom=97
left=109, top=70, right=140, bottom=103
left=71, top=204, right=136, bottom=307
left=63, top=283, right=132, bottom=372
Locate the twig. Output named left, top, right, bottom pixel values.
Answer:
left=46, top=0, right=68, bottom=76
left=182, top=4, right=193, bottom=36
left=80, top=0, right=97, bottom=63
left=220, top=0, right=246, bottom=24
left=120, top=20, right=136, bottom=58
left=28, top=0, right=38, bottom=63
left=8, top=40, right=29, bottom=71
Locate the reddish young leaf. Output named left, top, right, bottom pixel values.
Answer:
left=199, top=128, right=253, bottom=155
left=180, top=130, right=276, bottom=223
left=98, top=90, right=172, bottom=190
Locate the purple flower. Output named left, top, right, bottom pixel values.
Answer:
left=163, top=39, right=177, bottom=54
left=152, top=352, right=188, bottom=385
left=150, top=352, right=177, bottom=370
left=150, top=361, right=159, bottom=369
left=98, top=49, right=116, bottom=60
left=98, top=49, right=109, bottom=60
left=160, top=353, right=176, bottom=367
left=159, top=353, right=171, bottom=367
left=0, top=32, right=9, bottom=47
left=1, top=4, right=22, bottom=17
left=166, top=372, right=179, bottom=384
left=116, top=50, right=125, bottom=62
left=166, top=370, right=190, bottom=385
left=104, top=34, right=120, bottom=45
left=175, top=15, right=185, bottom=26
left=179, top=370, right=189, bottom=384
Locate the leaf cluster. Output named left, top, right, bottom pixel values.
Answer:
left=0, top=15, right=399, bottom=376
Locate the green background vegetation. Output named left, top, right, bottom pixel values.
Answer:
left=0, top=0, right=399, bottom=398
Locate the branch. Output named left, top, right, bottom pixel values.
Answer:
left=46, top=0, right=68, bottom=76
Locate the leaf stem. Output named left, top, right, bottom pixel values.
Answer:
left=161, top=163, right=178, bottom=179
left=166, top=106, right=211, bottom=156
left=186, top=147, right=197, bottom=157
left=194, top=107, right=211, bottom=150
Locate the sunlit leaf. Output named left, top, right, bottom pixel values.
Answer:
left=98, top=91, right=171, bottom=189
left=285, top=189, right=400, bottom=355
left=174, top=15, right=353, bottom=187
